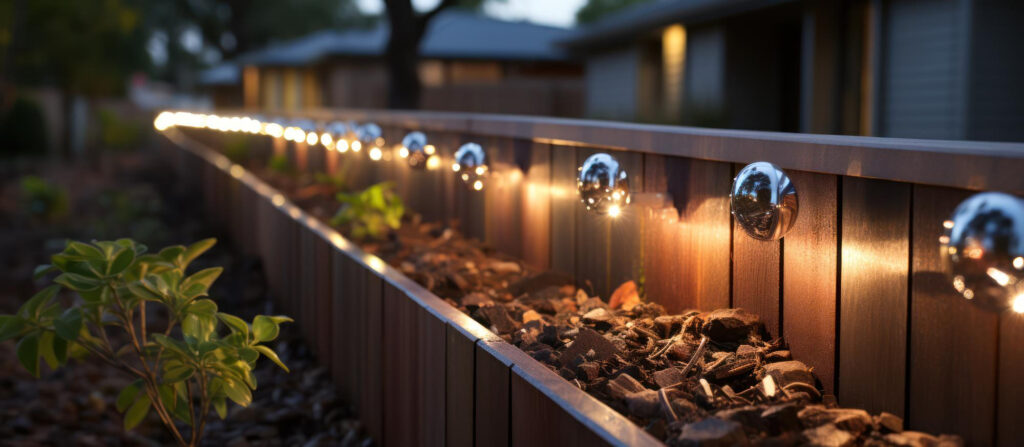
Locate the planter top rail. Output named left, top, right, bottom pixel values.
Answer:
left=218, top=107, right=1024, bottom=193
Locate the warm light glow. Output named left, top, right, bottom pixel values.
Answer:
left=336, top=140, right=349, bottom=153
left=987, top=267, right=1013, bottom=287
left=426, top=154, right=441, bottom=170
left=452, top=163, right=461, bottom=172
left=367, top=256, right=387, bottom=273
left=608, top=205, right=622, bottom=218
left=762, top=376, right=777, bottom=398
left=943, top=220, right=955, bottom=229
left=320, top=133, right=333, bottom=147
left=351, top=140, right=362, bottom=152
left=272, top=194, right=286, bottom=207
left=1015, top=257, right=1024, bottom=270
left=963, top=289, right=975, bottom=300
left=369, top=147, right=383, bottom=161
left=424, top=144, right=435, bottom=155
left=938, top=235, right=951, bottom=245
left=305, top=132, right=319, bottom=145
left=265, top=123, right=284, bottom=138
left=473, top=180, right=483, bottom=191
left=475, top=166, right=487, bottom=176
left=153, top=111, right=174, bottom=131
left=230, top=165, right=245, bottom=179
left=1013, top=294, right=1024, bottom=313
left=399, top=147, right=410, bottom=158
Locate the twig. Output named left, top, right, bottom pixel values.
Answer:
left=678, top=336, right=708, bottom=378
left=657, top=388, right=678, bottom=422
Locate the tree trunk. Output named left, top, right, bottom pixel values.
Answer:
left=383, top=0, right=454, bottom=110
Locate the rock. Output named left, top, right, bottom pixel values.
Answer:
left=654, top=315, right=686, bottom=336
left=763, top=360, right=816, bottom=387
left=761, top=404, right=801, bottom=435
left=875, top=411, right=903, bottom=433
left=507, top=271, right=574, bottom=296
left=670, top=418, right=748, bottom=447
left=802, top=423, right=855, bottom=447
left=624, top=390, right=661, bottom=418
left=476, top=305, right=518, bottom=334
left=577, top=362, right=601, bottom=382
left=833, top=409, right=871, bottom=435
left=700, top=309, right=763, bottom=342
left=609, top=281, right=641, bottom=311
left=560, top=328, right=621, bottom=367
left=652, top=367, right=684, bottom=388
left=521, top=310, right=542, bottom=324
left=582, top=308, right=615, bottom=329
left=486, top=260, right=521, bottom=274
left=607, top=373, right=646, bottom=399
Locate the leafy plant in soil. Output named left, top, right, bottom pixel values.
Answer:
left=330, top=181, right=405, bottom=240
left=0, top=238, right=292, bottom=447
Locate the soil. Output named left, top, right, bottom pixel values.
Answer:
left=0, top=151, right=372, bottom=447
left=254, top=160, right=964, bottom=447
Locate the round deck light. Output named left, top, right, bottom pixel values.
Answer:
left=730, top=161, right=798, bottom=240
left=453, top=142, right=488, bottom=190
left=356, top=123, right=382, bottom=158
left=577, top=153, right=629, bottom=216
left=323, top=121, right=349, bottom=151
left=401, top=131, right=433, bottom=169
left=942, top=192, right=1024, bottom=313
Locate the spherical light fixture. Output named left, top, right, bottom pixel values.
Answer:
left=941, top=192, right=1024, bottom=313
left=453, top=142, right=488, bottom=190
left=355, top=123, right=382, bottom=156
left=730, top=161, right=798, bottom=240
left=577, top=153, right=629, bottom=216
left=401, top=131, right=431, bottom=169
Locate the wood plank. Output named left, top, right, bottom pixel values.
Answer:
left=418, top=304, right=447, bottom=446
left=476, top=341, right=511, bottom=447
left=575, top=147, right=611, bottom=298
left=909, top=185, right=997, bottom=445
left=314, top=237, right=332, bottom=364
left=521, top=141, right=551, bottom=270
left=446, top=324, right=476, bottom=447
left=511, top=372, right=579, bottom=447
left=999, top=313, right=1024, bottom=446
left=781, top=171, right=838, bottom=393
left=360, top=269, right=384, bottom=443
left=642, top=155, right=732, bottom=312
left=484, top=137, right=523, bottom=258
left=732, top=160, right=782, bottom=336
left=330, top=250, right=353, bottom=403
left=839, top=177, right=910, bottom=417
left=550, top=145, right=577, bottom=278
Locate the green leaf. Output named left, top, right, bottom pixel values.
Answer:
left=152, top=334, right=190, bottom=357
left=253, top=345, right=289, bottom=372
left=221, top=379, right=252, bottom=407
left=186, top=299, right=217, bottom=317
left=68, top=241, right=104, bottom=260
left=52, top=336, right=67, bottom=365
left=123, top=393, right=151, bottom=431
left=163, top=365, right=195, bottom=383
left=181, top=238, right=216, bottom=266
left=107, top=247, right=135, bottom=276
left=39, top=331, right=58, bottom=370
left=239, top=347, right=259, bottom=363
left=182, top=313, right=216, bottom=342
left=54, top=308, right=83, bottom=341
left=181, top=267, right=222, bottom=294
left=213, top=396, right=228, bottom=419
left=18, top=285, right=60, bottom=320
left=33, top=264, right=56, bottom=279
left=217, top=313, right=249, bottom=338
left=16, top=332, right=40, bottom=377
left=171, top=395, right=192, bottom=425
left=116, top=380, right=143, bottom=412
left=53, top=272, right=100, bottom=292
left=0, top=315, right=26, bottom=341
left=252, top=315, right=280, bottom=342
left=158, top=385, right=176, bottom=412
left=158, top=246, right=185, bottom=263
left=268, top=315, right=294, bottom=325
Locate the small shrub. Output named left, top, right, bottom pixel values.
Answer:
left=0, top=238, right=291, bottom=447
left=19, top=175, right=70, bottom=223
left=330, top=181, right=404, bottom=240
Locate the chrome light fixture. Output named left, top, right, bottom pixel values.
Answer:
left=453, top=142, right=488, bottom=191
left=400, top=131, right=435, bottom=169
left=730, top=161, right=798, bottom=240
left=941, top=192, right=1024, bottom=313
left=577, top=153, right=629, bottom=217
left=355, top=123, right=382, bottom=156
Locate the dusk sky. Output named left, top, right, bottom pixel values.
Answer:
left=355, top=0, right=589, bottom=28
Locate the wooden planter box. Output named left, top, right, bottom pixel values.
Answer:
left=161, top=108, right=1024, bottom=446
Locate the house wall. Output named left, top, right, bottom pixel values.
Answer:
left=583, top=46, right=640, bottom=120
left=878, top=0, right=968, bottom=139
left=682, top=26, right=726, bottom=125
left=968, top=0, right=1024, bottom=142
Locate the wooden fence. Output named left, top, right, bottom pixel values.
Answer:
left=165, top=109, right=1024, bottom=446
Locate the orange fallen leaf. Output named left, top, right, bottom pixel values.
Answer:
left=609, top=281, right=640, bottom=311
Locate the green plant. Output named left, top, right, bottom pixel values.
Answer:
left=314, top=171, right=348, bottom=191
left=0, top=238, right=291, bottom=447
left=268, top=153, right=292, bottom=175
left=330, top=181, right=404, bottom=240
left=19, top=175, right=70, bottom=223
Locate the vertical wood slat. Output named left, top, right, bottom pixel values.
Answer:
left=909, top=186, right=997, bottom=446
left=781, top=171, right=838, bottom=393
left=732, top=160, right=782, bottom=336
left=484, top=137, right=523, bottom=259
left=550, top=145, right=577, bottom=277
left=575, top=147, right=611, bottom=298
left=839, top=177, right=910, bottom=417
left=999, top=313, right=1024, bottom=446
left=360, top=269, right=384, bottom=443
left=446, top=325, right=477, bottom=447
left=642, top=155, right=732, bottom=312
left=330, top=250, right=354, bottom=404
left=476, top=341, right=511, bottom=447
left=313, top=236, right=332, bottom=364
left=521, top=141, right=551, bottom=270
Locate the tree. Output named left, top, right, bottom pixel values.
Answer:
left=576, top=0, right=653, bottom=25
left=382, top=0, right=484, bottom=109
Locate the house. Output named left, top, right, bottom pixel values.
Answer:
left=200, top=10, right=584, bottom=117
left=563, top=0, right=1024, bottom=141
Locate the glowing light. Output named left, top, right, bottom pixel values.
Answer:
left=987, top=267, right=1013, bottom=286
left=305, top=132, right=319, bottom=145
left=230, top=165, right=245, bottom=179
left=351, top=141, right=362, bottom=152
left=473, top=180, right=483, bottom=191
left=475, top=166, right=486, bottom=176
left=424, top=145, right=436, bottom=155
left=336, top=140, right=349, bottom=153
left=289, top=207, right=301, bottom=219
left=426, top=154, right=441, bottom=170
left=1013, top=294, right=1024, bottom=313
left=963, top=289, right=975, bottom=300
left=271, top=194, right=286, bottom=207
left=153, top=111, right=174, bottom=131
left=608, top=205, right=622, bottom=218
left=461, top=173, right=469, bottom=181
left=369, top=147, right=383, bottom=161
left=762, top=375, right=777, bottom=398
left=320, top=133, right=333, bottom=147
left=399, top=147, right=409, bottom=158
left=953, top=275, right=966, bottom=292
left=452, top=163, right=461, bottom=172
left=265, top=123, right=284, bottom=138
left=1015, top=257, right=1024, bottom=270
left=367, top=256, right=387, bottom=273
left=938, top=235, right=951, bottom=245
left=943, top=220, right=955, bottom=229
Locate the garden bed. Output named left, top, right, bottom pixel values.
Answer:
left=164, top=127, right=964, bottom=446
